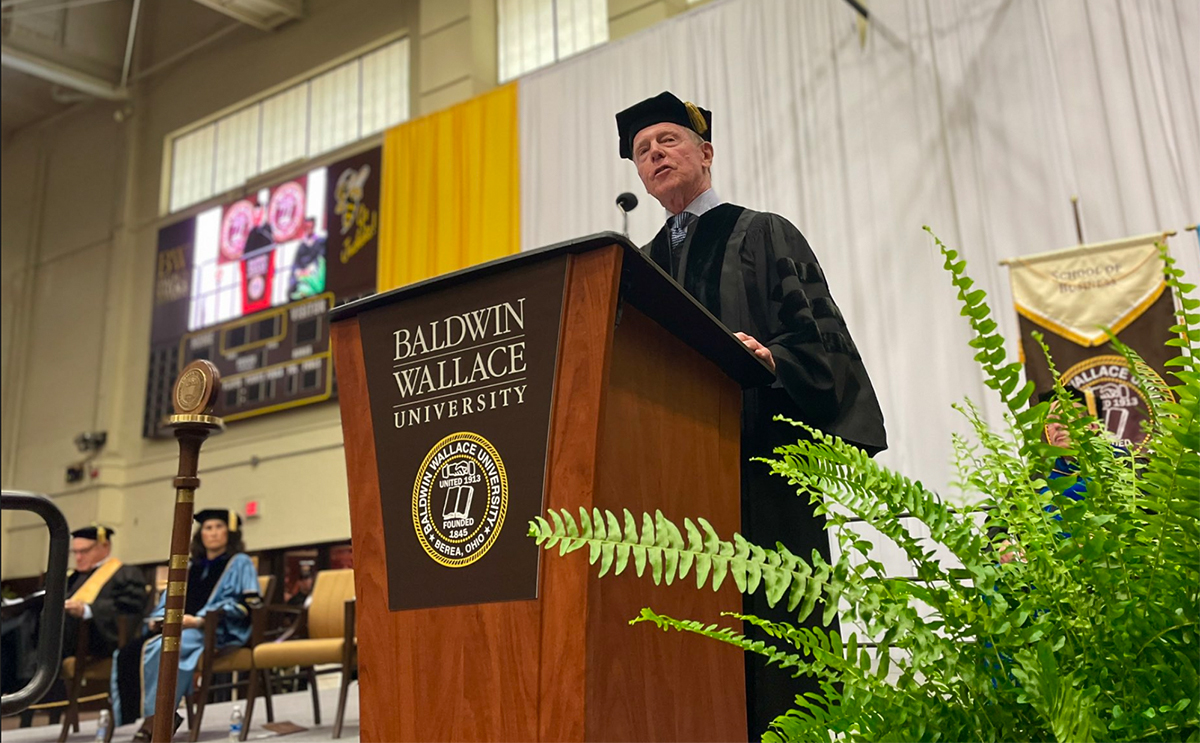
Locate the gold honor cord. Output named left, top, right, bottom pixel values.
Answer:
left=152, top=361, right=223, bottom=742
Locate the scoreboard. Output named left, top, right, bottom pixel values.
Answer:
left=144, top=147, right=381, bottom=437
left=181, top=292, right=334, bottom=420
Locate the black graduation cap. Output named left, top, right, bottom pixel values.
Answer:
left=71, top=524, right=113, bottom=544
left=194, top=509, right=241, bottom=533
left=616, top=91, right=712, bottom=160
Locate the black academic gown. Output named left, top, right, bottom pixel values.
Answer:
left=63, top=562, right=148, bottom=659
left=646, top=203, right=887, bottom=739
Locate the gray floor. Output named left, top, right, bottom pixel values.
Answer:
left=1, top=683, right=359, bottom=742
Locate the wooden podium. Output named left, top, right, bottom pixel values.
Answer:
left=330, top=234, right=772, bottom=742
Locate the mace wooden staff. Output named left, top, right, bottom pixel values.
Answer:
left=153, top=360, right=224, bottom=742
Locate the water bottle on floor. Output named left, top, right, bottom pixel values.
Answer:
left=229, top=703, right=244, bottom=741
left=95, top=709, right=110, bottom=742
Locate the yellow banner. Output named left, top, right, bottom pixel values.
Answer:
left=378, top=83, right=520, bottom=292
left=1007, top=236, right=1166, bottom=347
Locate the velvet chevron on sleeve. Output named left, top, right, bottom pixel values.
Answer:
left=647, top=204, right=887, bottom=455
left=741, top=211, right=886, bottom=455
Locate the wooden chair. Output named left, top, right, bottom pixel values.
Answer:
left=49, top=616, right=129, bottom=743
left=32, top=605, right=145, bottom=743
left=185, top=574, right=276, bottom=741
left=239, top=569, right=356, bottom=739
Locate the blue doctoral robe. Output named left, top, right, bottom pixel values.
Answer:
left=111, top=553, right=257, bottom=722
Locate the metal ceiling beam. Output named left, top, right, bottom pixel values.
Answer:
left=0, top=44, right=127, bottom=99
left=119, top=0, right=140, bottom=88
left=190, top=0, right=302, bottom=32
left=3, top=0, right=120, bottom=19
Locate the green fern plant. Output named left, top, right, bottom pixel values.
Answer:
left=529, top=232, right=1199, bottom=742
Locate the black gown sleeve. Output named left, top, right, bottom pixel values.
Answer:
left=89, top=566, right=148, bottom=650
left=742, top=212, right=887, bottom=453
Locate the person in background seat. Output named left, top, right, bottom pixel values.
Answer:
left=111, top=510, right=258, bottom=741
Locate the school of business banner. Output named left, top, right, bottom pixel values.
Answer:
left=1006, top=233, right=1178, bottom=447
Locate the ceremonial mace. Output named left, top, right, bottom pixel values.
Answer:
left=153, top=360, right=224, bottom=742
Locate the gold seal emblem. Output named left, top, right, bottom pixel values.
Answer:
left=172, top=360, right=219, bottom=416
left=1060, top=354, right=1172, bottom=448
left=412, top=432, right=508, bottom=568
left=175, top=368, right=207, bottom=414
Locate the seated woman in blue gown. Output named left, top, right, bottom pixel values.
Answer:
left=111, top=509, right=259, bottom=740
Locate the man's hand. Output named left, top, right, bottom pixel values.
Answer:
left=735, top=332, right=775, bottom=372
left=64, top=599, right=87, bottom=618
left=182, top=615, right=204, bottom=630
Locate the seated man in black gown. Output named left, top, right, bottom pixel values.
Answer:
left=62, top=526, right=150, bottom=660
left=1, top=525, right=147, bottom=724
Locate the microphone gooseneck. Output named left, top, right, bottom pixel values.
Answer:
left=616, top=192, right=639, bottom=237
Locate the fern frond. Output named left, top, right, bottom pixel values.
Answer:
left=925, top=226, right=1036, bottom=427
left=1106, top=332, right=1175, bottom=429
left=1161, top=243, right=1200, bottom=369
left=762, top=421, right=991, bottom=582
left=630, top=607, right=818, bottom=673
left=528, top=508, right=836, bottom=618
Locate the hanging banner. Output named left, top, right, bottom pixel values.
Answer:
left=1005, top=233, right=1177, bottom=447
left=151, top=219, right=195, bottom=346
left=325, top=147, right=381, bottom=303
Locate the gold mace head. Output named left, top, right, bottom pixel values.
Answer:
left=173, top=360, right=221, bottom=416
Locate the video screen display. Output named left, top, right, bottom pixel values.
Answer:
left=189, top=170, right=328, bottom=329
left=144, top=147, right=381, bottom=437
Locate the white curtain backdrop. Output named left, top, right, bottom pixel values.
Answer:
left=518, top=0, right=1200, bottom=504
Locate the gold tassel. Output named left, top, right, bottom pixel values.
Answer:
left=95, top=524, right=108, bottom=545
left=684, top=102, right=708, bottom=135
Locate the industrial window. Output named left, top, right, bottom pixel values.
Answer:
left=497, top=0, right=607, bottom=83
left=164, top=37, right=408, bottom=214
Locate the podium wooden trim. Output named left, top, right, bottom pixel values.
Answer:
left=332, top=235, right=769, bottom=742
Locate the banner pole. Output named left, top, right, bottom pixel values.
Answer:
left=1071, top=196, right=1084, bottom=245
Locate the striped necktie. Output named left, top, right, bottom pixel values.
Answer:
left=669, top=212, right=695, bottom=253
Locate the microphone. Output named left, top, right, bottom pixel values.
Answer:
left=616, top=192, right=638, bottom=237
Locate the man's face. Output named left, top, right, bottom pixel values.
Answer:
left=71, top=538, right=109, bottom=572
left=1044, top=399, right=1096, bottom=448
left=1044, top=418, right=1072, bottom=449
left=632, top=123, right=713, bottom=211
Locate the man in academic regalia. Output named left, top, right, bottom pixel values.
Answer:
left=62, top=525, right=149, bottom=660
left=0, top=525, right=146, bottom=724
left=616, top=92, right=888, bottom=739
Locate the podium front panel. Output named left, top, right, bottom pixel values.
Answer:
left=356, top=256, right=568, bottom=611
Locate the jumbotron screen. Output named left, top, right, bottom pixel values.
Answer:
left=144, top=147, right=381, bottom=437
